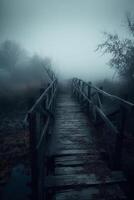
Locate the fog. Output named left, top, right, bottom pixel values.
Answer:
left=0, top=0, right=134, bottom=81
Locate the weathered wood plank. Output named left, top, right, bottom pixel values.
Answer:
left=55, top=155, right=101, bottom=166
left=53, top=186, right=126, bottom=200
left=46, top=93, right=127, bottom=200
left=45, top=171, right=126, bottom=188
left=55, top=159, right=103, bottom=167
left=51, top=149, right=99, bottom=156
left=55, top=162, right=107, bottom=175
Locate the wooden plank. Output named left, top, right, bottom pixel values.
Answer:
left=54, top=144, right=96, bottom=151
left=55, top=156, right=102, bottom=166
left=55, top=162, right=107, bottom=175
left=53, top=185, right=126, bottom=200
left=74, top=78, right=134, bottom=108
left=45, top=171, right=126, bottom=188
left=51, top=149, right=99, bottom=157
left=55, top=166, right=88, bottom=175
left=47, top=93, right=127, bottom=199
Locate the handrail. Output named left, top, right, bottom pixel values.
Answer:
left=91, top=85, right=134, bottom=108
left=36, top=84, right=57, bottom=149
left=27, top=78, right=58, bottom=200
left=72, top=77, right=133, bottom=169
left=23, top=79, right=57, bottom=125
left=73, top=78, right=134, bottom=109
left=29, top=79, right=57, bottom=113
left=72, top=78, right=119, bottom=134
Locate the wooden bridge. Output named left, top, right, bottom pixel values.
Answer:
left=27, top=77, right=134, bottom=200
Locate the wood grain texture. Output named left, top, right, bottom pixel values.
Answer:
left=46, top=93, right=126, bottom=200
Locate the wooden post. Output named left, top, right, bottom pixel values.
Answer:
left=80, top=81, right=84, bottom=103
left=75, top=79, right=78, bottom=99
left=114, top=95, right=128, bottom=169
left=99, top=86, right=103, bottom=104
left=87, top=81, right=91, bottom=112
left=72, top=79, right=74, bottom=95
left=28, top=112, right=39, bottom=200
left=78, top=80, right=80, bottom=101
left=88, top=82, right=91, bottom=99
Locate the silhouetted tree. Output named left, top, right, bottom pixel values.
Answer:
left=97, top=13, right=134, bottom=83
left=0, top=40, right=55, bottom=99
left=0, top=40, right=26, bottom=72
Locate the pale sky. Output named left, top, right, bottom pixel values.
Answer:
left=0, top=0, right=134, bottom=81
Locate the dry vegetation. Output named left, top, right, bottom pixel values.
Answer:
left=0, top=40, right=54, bottom=189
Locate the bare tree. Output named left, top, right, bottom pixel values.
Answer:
left=97, top=13, right=134, bottom=83
left=0, top=40, right=55, bottom=98
left=0, top=40, right=26, bottom=72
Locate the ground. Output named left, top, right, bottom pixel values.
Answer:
left=0, top=109, right=30, bottom=194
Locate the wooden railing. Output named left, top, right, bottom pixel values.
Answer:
left=27, top=79, right=58, bottom=200
left=72, top=78, right=134, bottom=169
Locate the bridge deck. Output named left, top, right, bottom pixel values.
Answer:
left=46, top=93, right=126, bottom=200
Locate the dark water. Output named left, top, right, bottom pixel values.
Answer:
left=2, top=164, right=31, bottom=200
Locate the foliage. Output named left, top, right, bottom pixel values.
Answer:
left=0, top=40, right=26, bottom=71
left=97, top=14, right=134, bottom=82
left=0, top=40, right=55, bottom=101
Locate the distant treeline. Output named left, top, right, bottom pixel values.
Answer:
left=0, top=40, right=55, bottom=109
left=97, top=13, right=134, bottom=100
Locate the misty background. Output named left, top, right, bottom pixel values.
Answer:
left=1, top=2, right=134, bottom=199
left=0, top=0, right=134, bottom=81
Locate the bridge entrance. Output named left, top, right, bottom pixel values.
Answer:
left=46, top=92, right=126, bottom=200
left=27, top=78, right=134, bottom=200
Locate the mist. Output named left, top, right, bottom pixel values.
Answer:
left=1, top=2, right=134, bottom=199
left=0, top=0, right=134, bottom=81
